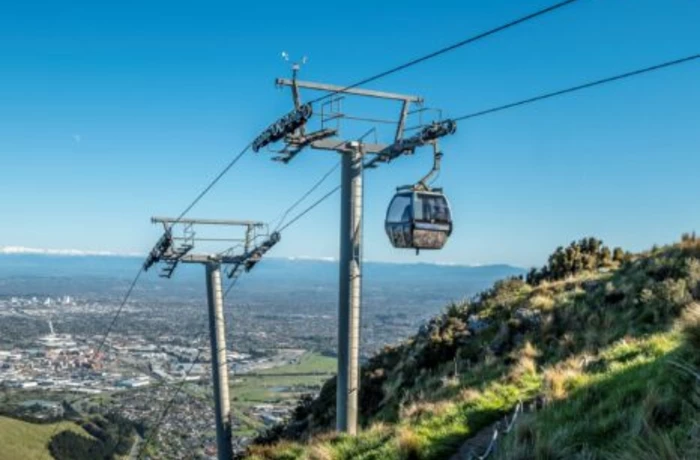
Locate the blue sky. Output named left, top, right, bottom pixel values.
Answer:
left=0, top=0, right=698, bottom=268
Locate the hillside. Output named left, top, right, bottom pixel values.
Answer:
left=0, top=411, right=138, bottom=460
left=0, top=416, right=91, bottom=459
left=247, top=236, right=700, bottom=459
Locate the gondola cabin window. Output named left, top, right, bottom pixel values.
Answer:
left=414, top=193, right=451, bottom=223
left=386, top=193, right=413, bottom=223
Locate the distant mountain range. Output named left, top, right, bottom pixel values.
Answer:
left=0, top=252, right=522, bottom=282
left=0, top=246, right=141, bottom=257
left=0, top=252, right=524, bottom=306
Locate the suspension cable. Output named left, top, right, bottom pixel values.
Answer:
left=452, top=54, right=700, bottom=121
left=306, top=0, right=581, bottom=105
left=271, top=161, right=341, bottom=231
left=277, top=185, right=341, bottom=233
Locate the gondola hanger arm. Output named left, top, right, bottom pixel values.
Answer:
left=415, top=142, right=443, bottom=192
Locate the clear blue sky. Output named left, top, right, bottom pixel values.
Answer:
left=1, top=0, right=698, bottom=268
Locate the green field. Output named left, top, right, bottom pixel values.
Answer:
left=229, top=352, right=336, bottom=436
left=0, top=416, right=91, bottom=459
left=255, top=353, right=337, bottom=376
left=232, top=352, right=336, bottom=406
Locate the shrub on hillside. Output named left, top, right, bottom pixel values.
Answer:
left=49, top=431, right=108, bottom=460
left=50, top=413, right=135, bottom=459
left=526, top=237, right=619, bottom=286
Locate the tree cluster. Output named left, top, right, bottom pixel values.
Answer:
left=681, top=231, right=698, bottom=244
left=526, top=237, right=627, bottom=286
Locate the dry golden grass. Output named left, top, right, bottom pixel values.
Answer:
left=400, top=398, right=455, bottom=420
left=459, top=388, right=482, bottom=403
left=508, top=342, right=540, bottom=382
left=308, top=442, right=335, bottom=460
left=396, top=426, right=422, bottom=459
left=247, top=440, right=304, bottom=459
left=543, top=360, right=583, bottom=401
left=528, top=294, right=555, bottom=311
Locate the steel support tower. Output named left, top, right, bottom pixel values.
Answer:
left=337, top=142, right=363, bottom=433
left=144, top=217, right=280, bottom=459
left=258, top=69, right=453, bottom=434
left=205, top=261, right=232, bottom=459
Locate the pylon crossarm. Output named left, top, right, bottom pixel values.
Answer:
left=146, top=217, right=272, bottom=277
left=224, top=231, right=281, bottom=277
left=364, top=119, right=456, bottom=170
left=275, top=78, right=423, bottom=103
left=266, top=75, right=424, bottom=164
left=272, top=128, right=338, bottom=163
left=151, top=217, right=265, bottom=227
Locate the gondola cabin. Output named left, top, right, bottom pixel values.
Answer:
left=385, top=187, right=452, bottom=251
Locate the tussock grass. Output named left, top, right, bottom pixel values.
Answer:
left=396, top=426, right=421, bottom=459
left=247, top=440, right=306, bottom=460
left=528, top=294, right=555, bottom=311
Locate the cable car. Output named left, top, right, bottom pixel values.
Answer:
left=385, top=186, right=452, bottom=252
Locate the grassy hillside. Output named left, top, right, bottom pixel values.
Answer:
left=247, top=236, right=700, bottom=459
left=0, top=415, right=91, bottom=459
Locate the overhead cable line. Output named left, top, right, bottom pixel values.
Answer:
left=275, top=54, right=700, bottom=235
left=452, top=54, right=700, bottom=121
left=150, top=0, right=583, bottom=236
left=306, top=0, right=581, bottom=105
left=93, top=268, right=144, bottom=357
left=270, top=129, right=376, bottom=233
left=271, top=160, right=341, bottom=231
left=175, top=144, right=252, bottom=222
left=277, top=185, right=341, bottom=233
left=167, top=0, right=581, bottom=231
